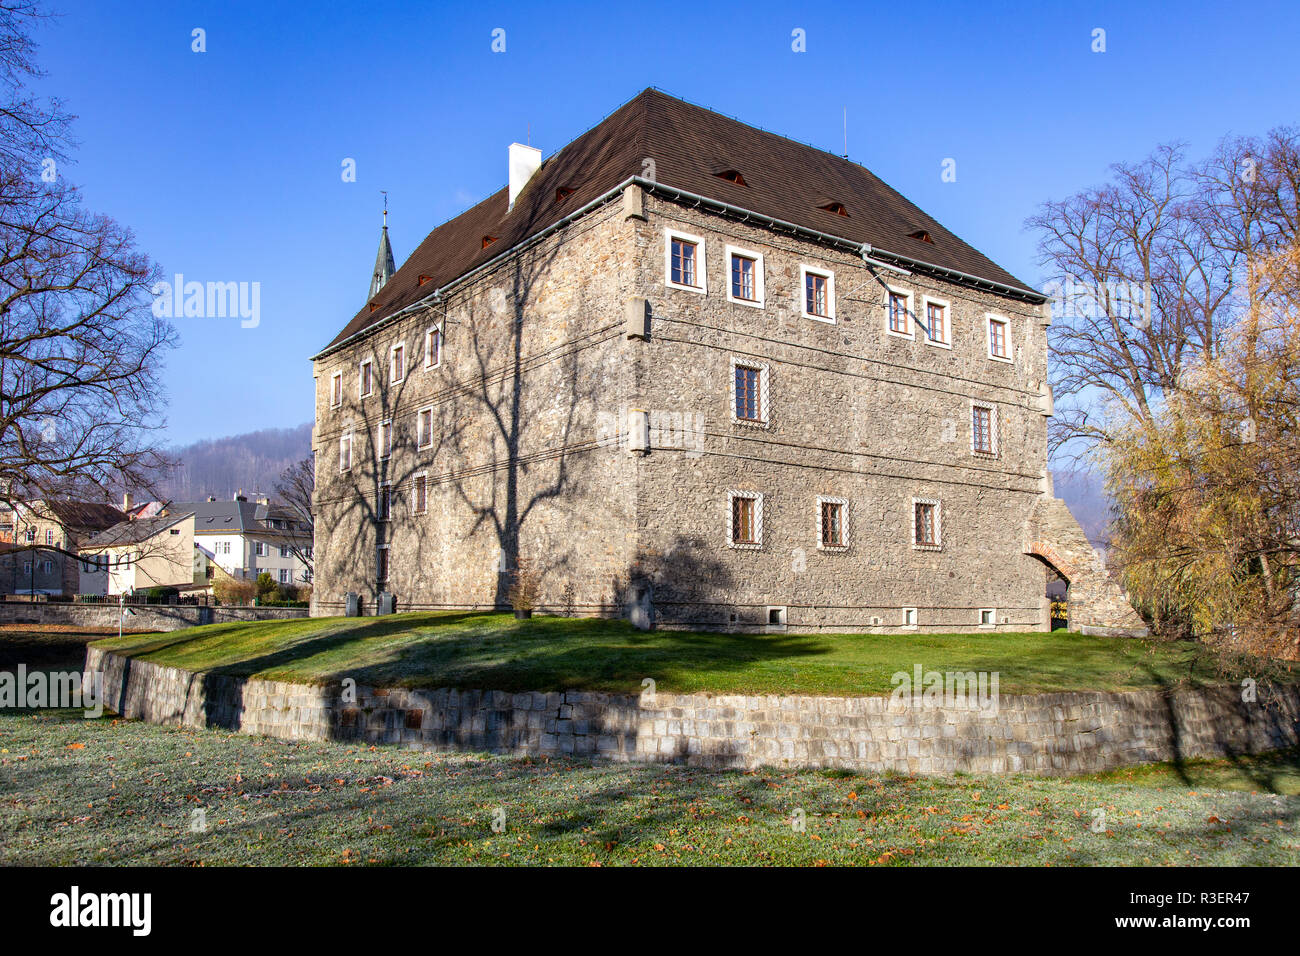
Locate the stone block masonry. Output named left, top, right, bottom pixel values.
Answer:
left=87, top=646, right=1300, bottom=775
left=0, top=601, right=309, bottom=632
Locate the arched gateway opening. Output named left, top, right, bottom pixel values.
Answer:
left=1026, top=542, right=1076, bottom=632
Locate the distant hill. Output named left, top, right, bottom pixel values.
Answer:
left=153, top=423, right=312, bottom=502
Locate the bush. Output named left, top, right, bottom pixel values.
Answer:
left=144, top=586, right=179, bottom=603
left=255, top=572, right=278, bottom=601
left=213, top=578, right=256, bottom=605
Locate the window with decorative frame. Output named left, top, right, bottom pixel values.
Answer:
left=725, top=245, right=764, bottom=307
left=412, top=473, right=428, bottom=515
left=971, top=402, right=998, bottom=457
left=417, top=406, right=434, bottom=449
left=922, top=296, right=951, bottom=348
left=800, top=264, right=835, bottom=322
left=730, top=358, right=770, bottom=426
left=665, top=229, right=706, bottom=292
left=987, top=314, right=1011, bottom=361
left=727, top=490, right=764, bottom=549
left=817, top=496, right=849, bottom=550
left=425, top=325, right=442, bottom=369
left=359, top=359, right=374, bottom=398
left=887, top=287, right=913, bottom=337
left=912, top=497, right=942, bottom=550
left=390, top=342, right=406, bottom=384
left=339, top=432, right=353, bottom=472
left=330, top=371, right=343, bottom=408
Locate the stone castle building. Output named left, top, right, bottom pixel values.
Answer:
left=310, top=89, right=1145, bottom=636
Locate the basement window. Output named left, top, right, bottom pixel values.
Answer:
left=481, top=235, right=498, bottom=249
left=715, top=169, right=748, bottom=186
left=979, top=608, right=997, bottom=628
left=820, top=201, right=849, bottom=217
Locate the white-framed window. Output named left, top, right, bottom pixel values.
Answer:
left=725, top=245, right=765, bottom=308
left=254, top=541, right=266, bottom=557
left=417, top=406, right=434, bottom=449
left=799, top=264, right=835, bottom=322
left=971, top=402, right=999, bottom=458
left=730, top=357, right=770, bottom=426
left=376, top=544, right=390, bottom=584
left=330, top=370, right=343, bottom=408
left=378, top=419, right=393, bottom=460
left=921, top=296, right=951, bottom=348
left=727, top=490, right=764, bottom=549
left=425, top=325, right=443, bottom=369
left=279, top=568, right=290, bottom=584
left=664, top=228, right=706, bottom=293
left=886, top=286, right=913, bottom=338
left=979, top=608, right=997, bottom=628
left=412, top=472, right=428, bottom=515
left=390, top=342, right=406, bottom=384
left=339, top=431, right=353, bottom=473
left=45, top=529, right=54, bottom=545
left=912, top=497, right=942, bottom=550
left=377, top=482, right=392, bottom=521
left=902, top=607, right=918, bottom=629
left=280, top=545, right=290, bottom=558
left=986, top=314, right=1012, bottom=362
left=358, top=358, right=374, bottom=398
left=816, top=495, right=849, bottom=550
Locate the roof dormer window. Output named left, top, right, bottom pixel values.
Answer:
left=821, top=201, right=849, bottom=217
left=715, top=170, right=747, bottom=186
left=909, top=229, right=934, bottom=244
left=417, top=274, right=433, bottom=286
left=555, top=186, right=575, bottom=203
left=482, top=235, right=498, bottom=249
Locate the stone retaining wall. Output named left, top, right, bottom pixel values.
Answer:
left=86, top=646, right=1300, bottom=774
left=2, top=602, right=309, bottom=631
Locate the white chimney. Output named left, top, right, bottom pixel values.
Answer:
left=122, top=491, right=133, bottom=512
left=508, top=143, right=542, bottom=210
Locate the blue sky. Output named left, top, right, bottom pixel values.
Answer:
left=31, top=0, right=1300, bottom=446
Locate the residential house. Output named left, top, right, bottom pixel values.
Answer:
left=1, top=498, right=125, bottom=596
left=81, top=512, right=195, bottom=596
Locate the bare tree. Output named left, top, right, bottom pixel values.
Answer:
left=1027, top=128, right=1300, bottom=462
left=274, top=453, right=314, bottom=578
left=0, top=2, right=175, bottom=509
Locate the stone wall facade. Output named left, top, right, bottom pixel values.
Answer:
left=0, top=601, right=308, bottom=632
left=88, top=646, right=1299, bottom=774
left=311, top=182, right=1142, bottom=634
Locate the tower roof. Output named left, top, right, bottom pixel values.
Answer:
left=321, top=88, right=1041, bottom=357
left=369, top=213, right=396, bottom=301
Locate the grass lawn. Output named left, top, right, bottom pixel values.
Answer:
left=1, top=708, right=1296, bottom=866
left=85, top=611, right=1289, bottom=697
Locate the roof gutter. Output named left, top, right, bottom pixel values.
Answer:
left=314, top=173, right=1045, bottom=360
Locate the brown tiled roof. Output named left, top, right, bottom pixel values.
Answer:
left=319, top=89, right=1041, bottom=356
left=29, top=499, right=125, bottom=535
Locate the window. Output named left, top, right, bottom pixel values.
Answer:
left=390, top=343, right=406, bottom=384
left=902, top=607, right=918, bottom=629
left=799, top=265, right=835, bottom=322
left=219, top=541, right=231, bottom=555
left=922, top=297, right=951, bottom=348
left=425, top=326, right=442, bottom=369
left=45, top=529, right=54, bottom=545
left=886, top=287, right=913, bottom=338
left=971, top=403, right=998, bottom=457
left=254, top=541, right=266, bottom=557
left=330, top=371, right=343, bottom=408
left=727, top=491, right=763, bottom=549
left=339, top=432, right=353, bottom=472
left=280, top=568, right=290, bottom=584
left=40, top=560, right=53, bottom=574
left=665, top=230, right=706, bottom=292
left=979, top=608, right=997, bottom=628
left=379, top=419, right=393, bottom=460
left=725, top=246, right=764, bottom=307
left=715, top=169, right=748, bottom=186
left=817, top=496, right=848, bottom=549
left=913, top=498, right=941, bottom=550
left=280, top=545, right=290, bottom=558
left=820, top=201, right=849, bottom=217
left=359, top=359, right=374, bottom=398
left=417, top=406, right=433, bottom=449
left=412, top=473, right=428, bottom=514
left=987, top=314, right=1011, bottom=361
left=377, top=482, right=391, bottom=521
left=24, top=528, right=34, bottom=542
left=376, top=545, right=389, bottom=584
left=731, top=359, right=769, bottom=425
